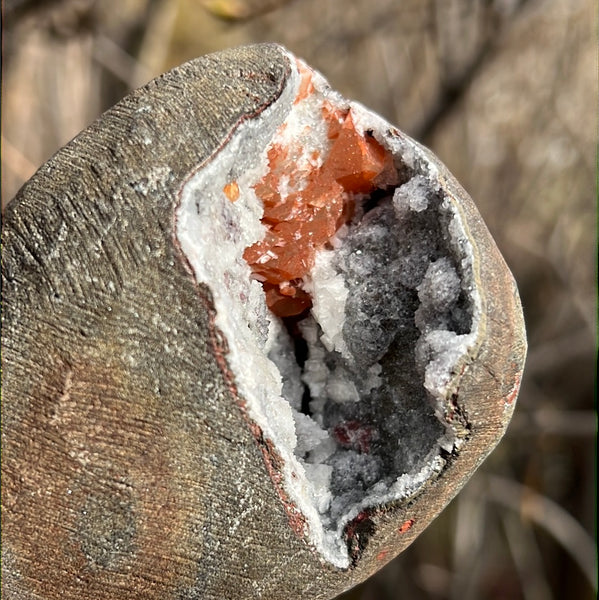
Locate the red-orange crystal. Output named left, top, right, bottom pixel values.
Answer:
left=294, top=61, right=315, bottom=105
left=223, top=181, right=240, bottom=202
left=244, top=70, right=397, bottom=317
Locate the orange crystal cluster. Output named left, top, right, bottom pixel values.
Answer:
left=243, top=73, right=397, bottom=317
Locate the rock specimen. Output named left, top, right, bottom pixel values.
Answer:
left=1, top=44, right=526, bottom=600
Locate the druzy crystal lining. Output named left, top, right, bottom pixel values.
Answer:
left=175, top=54, right=480, bottom=568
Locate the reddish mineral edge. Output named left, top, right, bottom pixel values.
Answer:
left=241, top=65, right=398, bottom=317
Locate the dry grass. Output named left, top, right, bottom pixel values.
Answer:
left=2, top=0, right=596, bottom=598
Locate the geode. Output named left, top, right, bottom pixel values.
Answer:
left=1, top=43, right=526, bottom=600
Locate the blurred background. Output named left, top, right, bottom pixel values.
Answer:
left=2, top=0, right=596, bottom=598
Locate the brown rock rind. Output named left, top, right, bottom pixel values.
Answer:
left=1, top=44, right=526, bottom=600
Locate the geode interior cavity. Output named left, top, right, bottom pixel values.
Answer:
left=175, top=54, right=511, bottom=568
